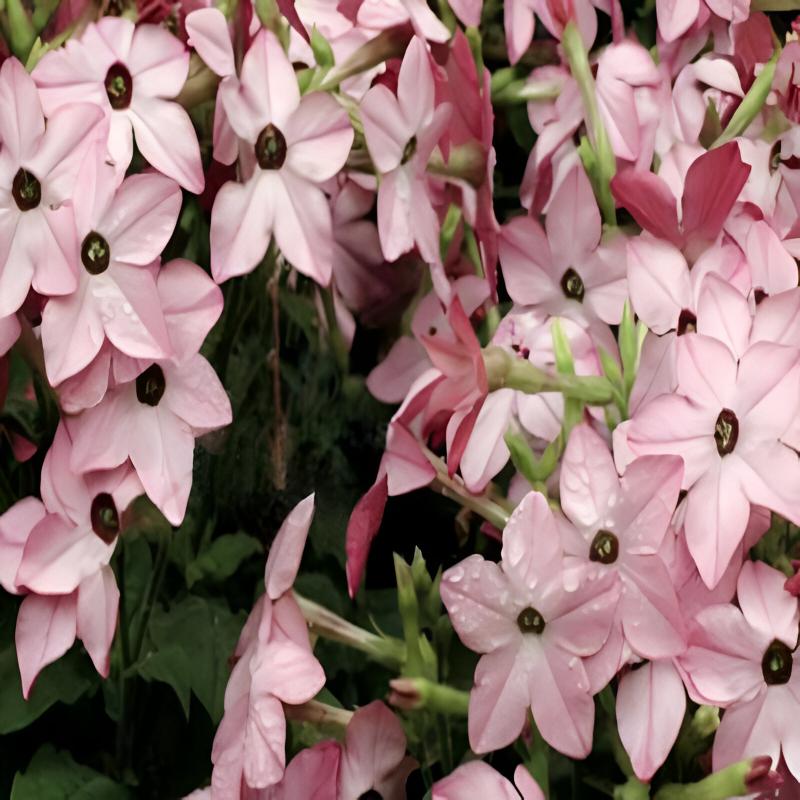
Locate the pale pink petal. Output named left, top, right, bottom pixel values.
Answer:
left=360, top=85, right=410, bottom=174
left=745, top=221, right=799, bottom=296
left=284, top=93, right=354, bottom=183
left=339, top=701, right=410, bottom=798
left=15, top=591, right=78, bottom=698
left=739, top=442, right=800, bottom=530
left=157, top=259, right=223, bottom=360
left=441, top=555, right=519, bottom=653
left=675, top=333, right=737, bottom=410
left=530, top=642, right=595, bottom=758
left=376, top=168, right=416, bottom=263
left=560, top=423, right=620, bottom=530
left=627, top=236, right=690, bottom=334
left=276, top=741, right=341, bottom=800
left=0, top=497, right=46, bottom=594
left=211, top=171, right=276, bottom=282
left=468, top=641, right=531, bottom=754
left=695, top=274, right=751, bottom=359
left=501, top=491, right=562, bottom=590
left=15, top=513, right=115, bottom=596
left=398, top=38, right=435, bottom=134
left=620, top=556, right=686, bottom=658
left=459, top=389, right=514, bottom=492
left=656, top=0, right=700, bottom=42
left=128, top=24, right=189, bottom=98
left=545, top=164, right=601, bottom=271
left=382, top=422, right=436, bottom=496
left=243, top=693, right=287, bottom=789
left=432, top=761, right=521, bottom=800
left=617, top=661, right=686, bottom=781
left=162, top=355, right=232, bottom=432
left=265, top=494, right=315, bottom=600
left=76, top=564, right=119, bottom=677
left=448, top=0, right=482, bottom=25
left=404, top=0, right=451, bottom=41
left=711, top=690, right=780, bottom=772
left=129, top=97, right=204, bottom=193
left=366, top=338, right=428, bottom=404
left=498, top=215, right=557, bottom=307
left=101, top=173, right=182, bottom=264
left=251, top=639, right=325, bottom=704
left=514, top=765, right=546, bottom=800
left=129, top=405, right=195, bottom=526
left=736, top=561, right=799, bottom=647
left=0, top=58, right=45, bottom=163
left=504, top=0, right=536, bottom=65
left=186, top=9, right=235, bottom=77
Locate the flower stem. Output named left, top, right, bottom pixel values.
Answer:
left=388, top=677, right=470, bottom=716
left=484, top=346, right=615, bottom=405
left=654, top=760, right=760, bottom=800
left=294, top=592, right=406, bottom=669
left=284, top=699, right=354, bottom=729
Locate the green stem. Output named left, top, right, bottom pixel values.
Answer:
left=654, top=760, right=757, bottom=800
left=390, top=677, right=470, bottom=716
left=562, top=22, right=617, bottom=225
left=294, top=592, right=406, bottom=669
left=712, top=50, right=778, bottom=147
left=484, top=346, right=615, bottom=405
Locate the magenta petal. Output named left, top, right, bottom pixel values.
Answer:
left=617, top=661, right=686, bottom=781
left=611, top=169, right=681, bottom=245
left=345, top=476, right=389, bottom=598
left=15, top=591, right=78, bottom=699
left=681, top=142, right=750, bottom=245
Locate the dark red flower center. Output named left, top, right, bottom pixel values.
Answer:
left=677, top=308, right=697, bottom=336
left=12, top=168, right=41, bottom=211
left=517, top=606, right=546, bottom=634
left=105, top=62, right=133, bottom=110
left=255, top=124, right=287, bottom=170
left=90, top=492, right=120, bottom=544
left=560, top=268, right=585, bottom=302
left=136, top=364, right=166, bottom=406
left=401, top=135, right=417, bottom=165
left=589, top=529, right=619, bottom=564
left=714, top=409, right=738, bottom=456
left=358, top=792, right=383, bottom=800
left=81, top=232, right=110, bottom=275
left=762, top=639, right=793, bottom=685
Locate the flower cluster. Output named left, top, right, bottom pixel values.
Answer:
left=1, top=0, right=800, bottom=796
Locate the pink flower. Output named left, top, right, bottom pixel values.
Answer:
left=210, top=30, right=353, bottom=285
left=433, top=761, right=545, bottom=800
left=679, top=561, right=800, bottom=780
left=0, top=58, right=104, bottom=317
left=263, top=740, right=340, bottom=800
left=499, top=162, right=628, bottom=327
left=355, top=0, right=451, bottom=43
left=33, top=17, right=204, bottom=192
left=611, top=142, right=750, bottom=260
left=623, top=333, right=800, bottom=588
left=66, top=260, right=231, bottom=525
left=41, top=160, right=180, bottom=386
left=656, top=0, right=747, bottom=43
left=360, top=37, right=451, bottom=270
left=559, top=424, right=686, bottom=687
left=8, top=423, right=142, bottom=696
left=211, top=495, right=326, bottom=795
left=337, top=701, right=416, bottom=798
left=776, top=42, right=800, bottom=125
left=440, top=491, right=619, bottom=757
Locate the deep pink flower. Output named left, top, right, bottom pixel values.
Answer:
left=433, top=761, right=545, bottom=800
left=611, top=142, right=750, bottom=260
left=623, top=333, right=800, bottom=588
left=41, top=161, right=180, bottom=386
left=210, top=30, right=353, bottom=285
left=360, top=37, right=451, bottom=271
left=33, top=17, right=204, bottom=192
left=679, top=561, right=800, bottom=780
left=441, top=491, right=619, bottom=757
left=0, top=58, right=104, bottom=317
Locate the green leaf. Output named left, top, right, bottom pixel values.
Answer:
left=0, top=639, right=96, bottom=734
left=11, top=746, right=132, bottom=799
left=185, top=532, right=262, bottom=587
left=135, top=596, right=245, bottom=722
